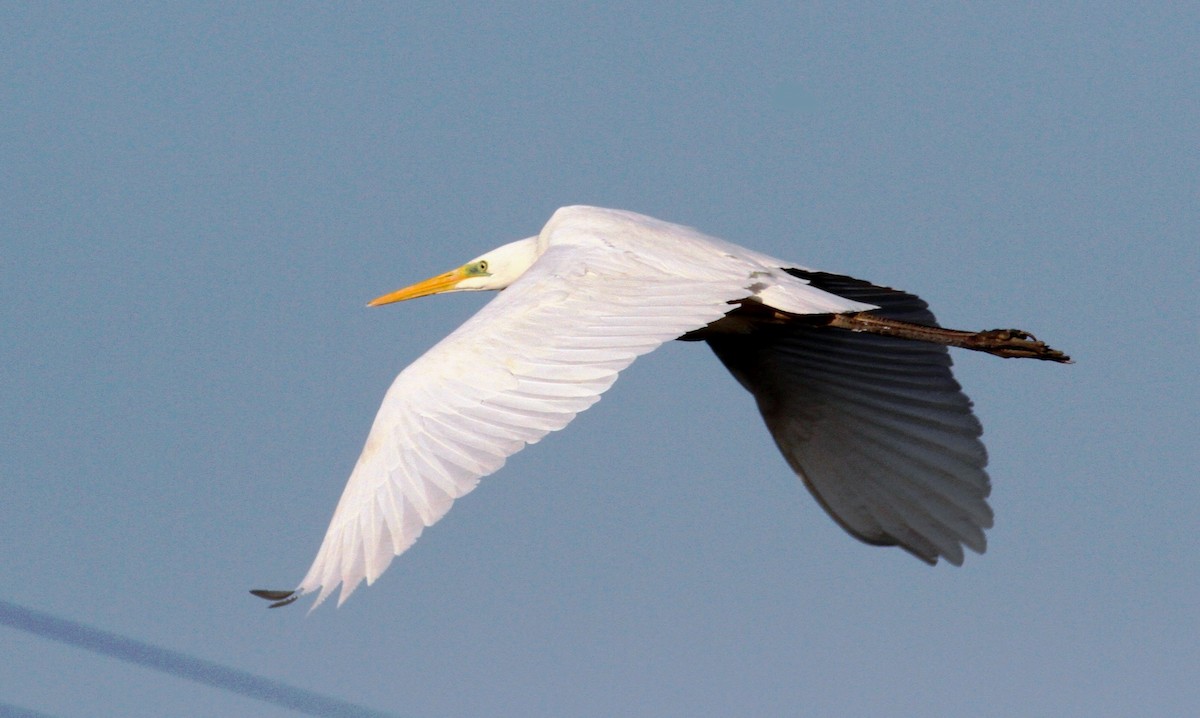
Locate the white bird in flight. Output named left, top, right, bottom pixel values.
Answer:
left=253, top=206, right=1068, bottom=609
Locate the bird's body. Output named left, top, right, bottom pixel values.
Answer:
left=254, top=206, right=1068, bottom=609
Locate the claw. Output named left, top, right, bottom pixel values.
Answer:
left=972, top=329, right=1072, bottom=363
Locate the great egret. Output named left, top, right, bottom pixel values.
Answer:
left=253, top=206, right=1068, bottom=609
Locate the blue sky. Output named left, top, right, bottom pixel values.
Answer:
left=2, top=4, right=1196, bottom=716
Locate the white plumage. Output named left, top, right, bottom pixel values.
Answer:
left=253, top=206, right=1067, bottom=609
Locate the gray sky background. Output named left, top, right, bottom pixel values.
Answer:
left=2, top=4, right=1196, bottom=717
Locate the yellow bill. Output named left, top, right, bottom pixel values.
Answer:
left=367, top=267, right=469, bottom=306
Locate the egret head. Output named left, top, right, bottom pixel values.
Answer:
left=368, top=237, right=540, bottom=306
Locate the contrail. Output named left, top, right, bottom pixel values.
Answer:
left=0, top=599, right=397, bottom=718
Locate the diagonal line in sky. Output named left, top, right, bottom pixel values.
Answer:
left=0, top=599, right=398, bottom=718
left=0, top=700, right=61, bottom=718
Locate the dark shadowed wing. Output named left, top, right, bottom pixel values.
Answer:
left=707, top=271, right=992, bottom=565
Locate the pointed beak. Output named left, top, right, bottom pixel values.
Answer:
left=367, top=267, right=469, bottom=307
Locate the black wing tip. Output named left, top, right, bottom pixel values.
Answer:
left=250, top=588, right=299, bottom=608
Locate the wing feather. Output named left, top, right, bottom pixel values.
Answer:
left=708, top=272, right=993, bottom=565
left=294, top=245, right=755, bottom=607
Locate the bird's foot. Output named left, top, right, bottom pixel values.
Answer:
left=967, top=329, right=1072, bottom=363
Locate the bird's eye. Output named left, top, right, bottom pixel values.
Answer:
left=464, top=260, right=491, bottom=277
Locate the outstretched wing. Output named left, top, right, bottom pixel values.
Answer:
left=707, top=270, right=992, bottom=565
left=290, top=245, right=756, bottom=608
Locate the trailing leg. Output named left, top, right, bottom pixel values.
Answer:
left=826, top=312, right=1071, bottom=362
